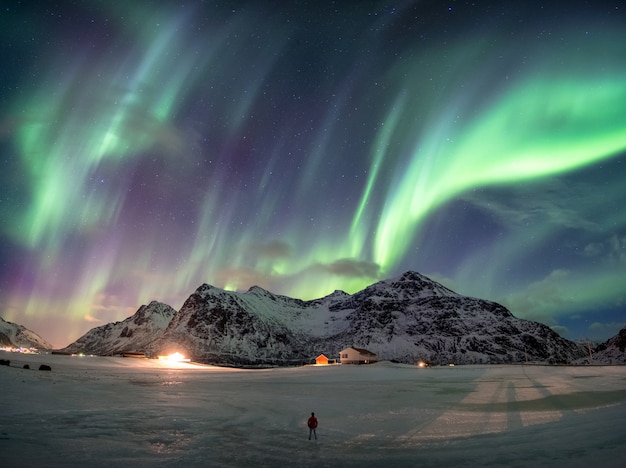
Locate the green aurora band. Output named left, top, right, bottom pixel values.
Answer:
left=370, top=69, right=626, bottom=272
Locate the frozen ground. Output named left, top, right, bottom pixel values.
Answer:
left=1, top=351, right=625, bottom=467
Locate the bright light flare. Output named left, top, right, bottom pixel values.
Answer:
left=158, top=352, right=190, bottom=362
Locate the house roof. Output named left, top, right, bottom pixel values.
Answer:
left=341, top=347, right=377, bottom=356
left=316, top=354, right=328, bottom=359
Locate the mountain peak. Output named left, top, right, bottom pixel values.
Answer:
left=356, top=270, right=458, bottom=300
left=328, top=289, right=349, bottom=297
left=398, top=270, right=427, bottom=280
left=60, top=301, right=177, bottom=354
left=195, top=283, right=218, bottom=293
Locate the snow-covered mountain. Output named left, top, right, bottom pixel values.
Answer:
left=0, top=316, right=52, bottom=350
left=62, top=271, right=590, bottom=366
left=146, top=271, right=586, bottom=366
left=60, top=301, right=176, bottom=355
left=589, top=326, right=626, bottom=364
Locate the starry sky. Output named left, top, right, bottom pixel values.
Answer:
left=1, top=1, right=625, bottom=348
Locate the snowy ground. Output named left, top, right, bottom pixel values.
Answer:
left=1, top=351, right=625, bottom=467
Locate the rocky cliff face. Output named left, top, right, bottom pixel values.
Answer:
left=0, top=316, right=53, bottom=350
left=60, top=301, right=176, bottom=355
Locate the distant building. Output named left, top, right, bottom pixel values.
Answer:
left=315, top=354, right=329, bottom=365
left=339, top=347, right=378, bottom=364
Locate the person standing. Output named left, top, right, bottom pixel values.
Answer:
left=307, top=412, right=318, bottom=440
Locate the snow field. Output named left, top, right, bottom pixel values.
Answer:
left=1, top=352, right=625, bottom=467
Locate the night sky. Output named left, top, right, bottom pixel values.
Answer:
left=1, top=1, right=625, bottom=348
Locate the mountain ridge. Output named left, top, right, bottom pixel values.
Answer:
left=61, top=301, right=176, bottom=356
left=587, top=327, right=626, bottom=364
left=0, top=316, right=53, bottom=350
left=56, top=271, right=625, bottom=366
left=71, top=271, right=588, bottom=365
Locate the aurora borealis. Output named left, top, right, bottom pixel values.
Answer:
left=1, top=1, right=625, bottom=348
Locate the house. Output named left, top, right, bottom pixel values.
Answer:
left=313, top=354, right=337, bottom=365
left=315, top=354, right=329, bottom=365
left=339, top=347, right=378, bottom=365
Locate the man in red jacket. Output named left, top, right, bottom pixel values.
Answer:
left=307, top=412, right=318, bottom=440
